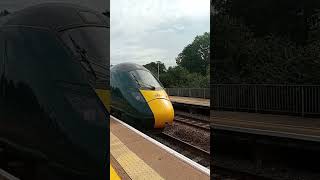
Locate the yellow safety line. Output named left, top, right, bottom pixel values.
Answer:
left=110, top=132, right=164, bottom=180
left=110, top=164, right=121, bottom=180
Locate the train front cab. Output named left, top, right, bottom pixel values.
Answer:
left=0, top=5, right=110, bottom=178
left=111, top=64, right=174, bottom=129
left=134, top=69, right=174, bottom=129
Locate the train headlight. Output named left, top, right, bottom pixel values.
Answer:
left=131, top=91, right=145, bottom=102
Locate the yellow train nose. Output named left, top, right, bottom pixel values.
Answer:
left=148, top=99, right=174, bottom=128
left=140, top=89, right=174, bottom=128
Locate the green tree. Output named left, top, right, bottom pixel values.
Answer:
left=212, top=0, right=320, bottom=85
left=143, top=61, right=166, bottom=78
left=212, top=13, right=320, bottom=84
left=212, top=14, right=253, bottom=83
left=176, top=32, right=210, bottom=75
left=159, top=66, right=209, bottom=88
left=160, top=66, right=189, bottom=87
left=143, top=32, right=210, bottom=88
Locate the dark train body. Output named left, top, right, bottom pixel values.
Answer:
left=111, top=63, right=174, bottom=130
left=0, top=3, right=109, bottom=179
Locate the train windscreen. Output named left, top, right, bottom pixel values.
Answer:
left=129, top=70, right=163, bottom=90
left=60, top=27, right=109, bottom=88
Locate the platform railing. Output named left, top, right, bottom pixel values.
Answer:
left=165, top=88, right=210, bottom=99
left=211, top=84, right=320, bottom=117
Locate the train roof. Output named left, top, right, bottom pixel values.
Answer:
left=0, top=3, right=109, bottom=31
left=111, top=63, right=149, bottom=72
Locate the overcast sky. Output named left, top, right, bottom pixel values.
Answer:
left=111, top=0, right=210, bottom=67
left=0, top=0, right=107, bottom=13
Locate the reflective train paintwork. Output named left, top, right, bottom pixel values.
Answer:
left=111, top=63, right=174, bottom=130
left=0, top=3, right=109, bottom=179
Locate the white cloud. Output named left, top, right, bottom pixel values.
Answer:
left=111, top=0, right=210, bottom=67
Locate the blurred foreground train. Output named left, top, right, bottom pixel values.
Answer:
left=111, top=63, right=174, bottom=130
left=0, top=3, right=109, bottom=179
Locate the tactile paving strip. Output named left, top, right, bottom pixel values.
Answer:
left=110, top=132, right=164, bottom=180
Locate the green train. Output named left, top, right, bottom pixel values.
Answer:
left=111, top=63, right=174, bottom=130
left=0, top=3, right=109, bottom=179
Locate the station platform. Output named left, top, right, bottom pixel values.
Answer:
left=211, top=110, right=320, bottom=142
left=169, top=96, right=210, bottom=107
left=110, top=116, right=210, bottom=180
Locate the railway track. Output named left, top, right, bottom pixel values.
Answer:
left=150, top=132, right=210, bottom=168
left=153, top=131, right=269, bottom=179
left=174, top=112, right=210, bottom=131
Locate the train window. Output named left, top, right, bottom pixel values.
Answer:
left=129, top=70, right=163, bottom=90
left=118, top=71, right=139, bottom=90
left=60, top=27, right=109, bottom=81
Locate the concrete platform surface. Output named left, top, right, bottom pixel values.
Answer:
left=110, top=116, right=210, bottom=180
left=169, top=96, right=210, bottom=107
left=211, top=110, right=320, bottom=142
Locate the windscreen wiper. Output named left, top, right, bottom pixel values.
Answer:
left=131, top=73, right=140, bottom=86
left=69, top=35, right=97, bottom=80
left=140, top=82, right=156, bottom=90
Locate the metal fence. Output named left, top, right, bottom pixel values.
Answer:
left=165, top=88, right=210, bottom=99
left=211, top=84, right=320, bottom=116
